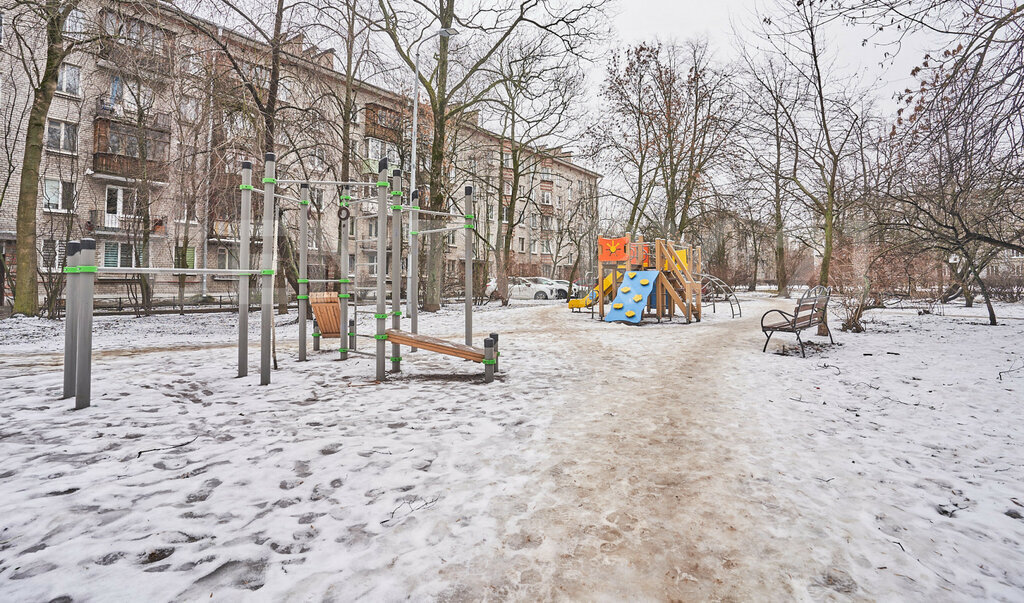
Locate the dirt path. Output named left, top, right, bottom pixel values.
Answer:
left=439, top=301, right=845, bottom=600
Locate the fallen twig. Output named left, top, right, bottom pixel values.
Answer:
left=136, top=436, right=199, bottom=458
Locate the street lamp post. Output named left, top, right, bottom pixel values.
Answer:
left=407, top=27, right=457, bottom=343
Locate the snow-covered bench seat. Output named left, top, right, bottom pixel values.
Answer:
left=761, top=286, right=835, bottom=357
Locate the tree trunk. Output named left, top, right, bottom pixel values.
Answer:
left=14, top=70, right=61, bottom=315
left=817, top=202, right=834, bottom=335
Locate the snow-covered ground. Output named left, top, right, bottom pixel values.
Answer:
left=1, top=296, right=1021, bottom=601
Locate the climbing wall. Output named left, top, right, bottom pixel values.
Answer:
left=603, top=270, right=660, bottom=324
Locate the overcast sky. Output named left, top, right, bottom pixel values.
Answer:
left=598, top=0, right=932, bottom=109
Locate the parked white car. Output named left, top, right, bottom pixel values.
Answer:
left=525, top=277, right=569, bottom=299
left=485, top=277, right=559, bottom=300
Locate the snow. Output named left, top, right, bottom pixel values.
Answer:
left=1, top=297, right=1022, bottom=600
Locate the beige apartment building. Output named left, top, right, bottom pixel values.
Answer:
left=0, top=0, right=600, bottom=309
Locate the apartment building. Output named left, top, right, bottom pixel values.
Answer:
left=0, top=0, right=600, bottom=308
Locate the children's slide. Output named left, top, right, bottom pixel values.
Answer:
left=603, top=270, right=660, bottom=324
left=568, top=271, right=622, bottom=309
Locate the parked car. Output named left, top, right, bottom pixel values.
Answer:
left=485, top=277, right=559, bottom=300
left=525, top=276, right=569, bottom=299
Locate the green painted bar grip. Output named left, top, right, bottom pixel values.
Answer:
left=464, top=214, right=474, bottom=219
left=410, top=231, right=419, bottom=235
left=297, top=295, right=309, bottom=300
left=239, top=184, right=254, bottom=190
left=298, top=278, right=309, bottom=283
left=261, top=269, right=275, bottom=275
left=373, top=313, right=388, bottom=319
left=390, top=191, right=403, bottom=196
left=78, top=266, right=98, bottom=273
left=299, top=200, right=310, bottom=206
left=390, top=205, right=402, bottom=210
left=338, top=278, right=352, bottom=283
left=339, top=195, right=352, bottom=200
left=481, top=359, right=497, bottom=365
left=390, top=356, right=402, bottom=362
left=63, top=267, right=80, bottom=274
left=464, top=224, right=475, bottom=229
left=348, top=332, right=356, bottom=336
left=339, top=347, right=348, bottom=353
left=376, top=181, right=389, bottom=187
left=374, top=334, right=388, bottom=340
left=392, top=311, right=402, bottom=316
left=262, top=177, right=276, bottom=183
left=338, top=294, right=351, bottom=299
left=312, top=333, right=321, bottom=338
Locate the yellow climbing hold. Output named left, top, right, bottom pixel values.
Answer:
left=613, top=303, right=623, bottom=310
left=628, top=272, right=637, bottom=279
left=640, top=278, right=649, bottom=286
left=625, top=310, right=636, bottom=318
left=633, top=294, right=643, bottom=303
left=622, top=286, right=631, bottom=293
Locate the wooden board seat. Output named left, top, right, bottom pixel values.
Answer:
left=309, top=292, right=341, bottom=338
left=385, top=329, right=485, bottom=362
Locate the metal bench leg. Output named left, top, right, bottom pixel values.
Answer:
left=796, top=332, right=806, bottom=357
left=762, top=330, right=773, bottom=352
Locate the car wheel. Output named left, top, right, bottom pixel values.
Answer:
left=534, top=291, right=548, bottom=300
left=556, top=290, right=567, bottom=299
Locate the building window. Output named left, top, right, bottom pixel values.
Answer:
left=367, top=219, right=378, bottom=238
left=180, top=97, right=200, bottom=123
left=542, top=239, right=551, bottom=254
left=366, top=137, right=399, bottom=168
left=503, top=181, right=511, bottom=196
left=500, top=205, right=513, bottom=223
left=541, top=191, right=552, bottom=206
left=367, top=251, right=377, bottom=276
left=541, top=215, right=553, bottom=231
left=42, top=178, right=75, bottom=211
left=174, top=246, right=196, bottom=269
left=530, top=213, right=538, bottom=228
left=217, top=247, right=239, bottom=270
left=541, top=166, right=552, bottom=181
left=56, top=64, right=81, bottom=96
left=518, top=237, right=525, bottom=252
left=40, top=239, right=67, bottom=272
left=310, top=187, right=324, bottom=210
left=103, top=242, right=144, bottom=268
left=46, top=120, right=78, bottom=153
left=530, top=239, right=538, bottom=254
left=447, top=230, right=457, bottom=246
left=64, top=9, right=85, bottom=37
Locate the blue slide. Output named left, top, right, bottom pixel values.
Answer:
left=603, top=270, right=660, bottom=324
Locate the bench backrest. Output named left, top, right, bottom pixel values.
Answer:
left=793, top=286, right=830, bottom=329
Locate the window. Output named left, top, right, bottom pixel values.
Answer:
left=366, top=137, right=399, bottom=168
left=530, top=239, right=538, bottom=254
left=541, top=215, right=553, bottom=231
left=310, top=188, right=324, bottom=209
left=530, top=213, right=538, bottom=228
left=503, top=181, right=511, bottom=196
left=310, top=148, right=326, bottom=171
left=367, top=251, right=377, bottom=276
left=542, top=239, right=551, bottom=254
left=518, top=237, right=525, bottom=252
left=123, top=81, right=155, bottom=113
left=181, top=53, right=203, bottom=76
left=367, top=219, right=378, bottom=238
left=541, top=191, right=552, bottom=206
left=64, top=9, right=84, bottom=37
left=446, top=230, right=457, bottom=246
left=56, top=64, right=80, bottom=96
left=103, top=242, right=145, bottom=268
left=105, top=186, right=136, bottom=220
left=174, top=246, right=196, bottom=269
left=42, top=178, right=75, bottom=211
left=541, top=166, right=552, bottom=181
left=501, top=205, right=513, bottom=223
left=501, top=152, right=511, bottom=168
left=46, top=120, right=78, bottom=153
left=217, top=247, right=239, bottom=270
left=180, top=97, right=200, bottom=123
left=41, top=239, right=67, bottom=272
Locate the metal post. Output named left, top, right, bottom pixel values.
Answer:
left=375, top=158, right=389, bottom=381
left=75, top=238, right=96, bottom=410
left=62, top=241, right=81, bottom=399
left=490, top=332, right=499, bottom=373
left=483, top=337, right=494, bottom=383
left=260, top=153, right=276, bottom=385
left=464, top=186, right=474, bottom=347
left=390, top=169, right=403, bottom=372
left=339, top=185, right=350, bottom=360
left=348, top=319, right=355, bottom=357
left=298, top=183, right=309, bottom=361
left=409, top=190, right=419, bottom=352
left=239, top=161, right=252, bottom=377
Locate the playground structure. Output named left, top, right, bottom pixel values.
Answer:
left=61, top=155, right=498, bottom=410
left=569, top=235, right=739, bottom=324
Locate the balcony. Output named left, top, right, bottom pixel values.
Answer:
left=97, top=38, right=172, bottom=76
left=89, top=210, right=166, bottom=234
left=93, top=152, right=169, bottom=183
left=209, top=219, right=239, bottom=240
left=95, top=97, right=172, bottom=132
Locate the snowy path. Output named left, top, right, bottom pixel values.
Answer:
left=1, top=299, right=1023, bottom=601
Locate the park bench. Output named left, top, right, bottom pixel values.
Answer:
left=760, top=285, right=835, bottom=357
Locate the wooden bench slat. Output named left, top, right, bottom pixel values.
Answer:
left=385, top=329, right=485, bottom=362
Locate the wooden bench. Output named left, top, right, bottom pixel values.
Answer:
left=761, top=286, right=835, bottom=357
left=385, top=330, right=485, bottom=362
left=309, top=292, right=342, bottom=338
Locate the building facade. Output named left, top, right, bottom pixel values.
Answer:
left=0, top=0, right=600, bottom=309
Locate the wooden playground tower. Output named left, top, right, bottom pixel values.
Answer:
left=589, top=235, right=703, bottom=323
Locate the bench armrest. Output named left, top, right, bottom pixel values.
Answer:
left=761, top=309, right=794, bottom=330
